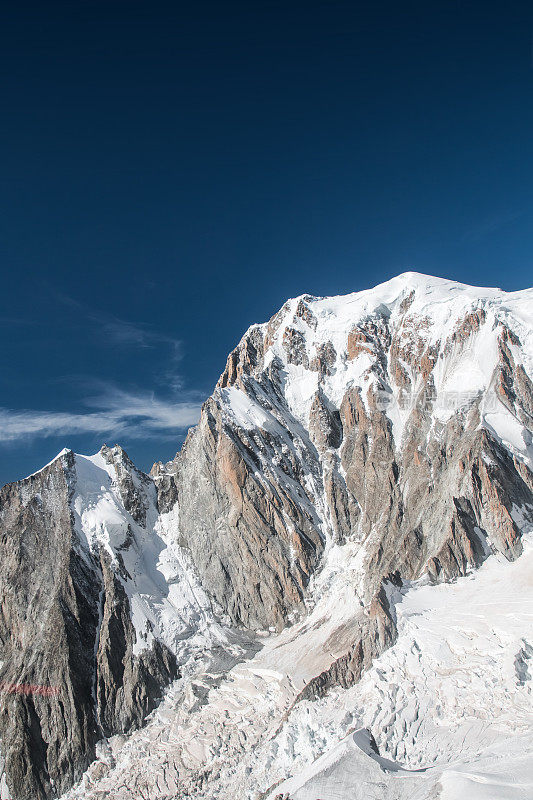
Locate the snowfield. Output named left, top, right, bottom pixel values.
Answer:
left=267, top=521, right=533, bottom=800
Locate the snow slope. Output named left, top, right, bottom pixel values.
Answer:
left=69, top=449, right=230, bottom=659
left=266, top=524, right=533, bottom=800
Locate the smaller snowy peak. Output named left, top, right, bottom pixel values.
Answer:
left=23, top=446, right=73, bottom=481
left=68, top=445, right=227, bottom=660
left=22, top=443, right=147, bottom=485
left=70, top=448, right=136, bottom=557
left=19, top=443, right=218, bottom=660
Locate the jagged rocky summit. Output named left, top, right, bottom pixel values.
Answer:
left=0, top=272, right=532, bottom=800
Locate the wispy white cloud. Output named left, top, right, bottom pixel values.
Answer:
left=0, top=387, right=201, bottom=443
left=2, top=295, right=202, bottom=445
left=94, top=314, right=182, bottom=358
left=54, top=292, right=183, bottom=359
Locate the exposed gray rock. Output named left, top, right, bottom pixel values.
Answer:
left=95, top=552, right=177, bottom=738
left=162, top=392, right=324, bottom=631
left=0, top=453, right=99, bottom=800
left=0, top=450, right=178, bottom=800
left=99, top=444, right=151, bottom=526
left=308, top=389, right=342, bottom=451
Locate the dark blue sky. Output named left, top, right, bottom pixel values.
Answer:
left=0, top=0, right=532, bottom=485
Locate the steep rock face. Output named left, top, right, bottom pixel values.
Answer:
left=95, top=554, right=177, bottom=738
left=0, top=454, right=99, bottom=800
left=164, top=393, right=325, bottom=631
left=0, top=449, right=180, bottom=800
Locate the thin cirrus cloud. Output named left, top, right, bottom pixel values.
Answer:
left=54, top=292, right=183, bottom=359
left=0, top=387, right=202, bottom=443
left=94, top=314, right=182, bottom=360
left=0, top=293, right=202, bottom=444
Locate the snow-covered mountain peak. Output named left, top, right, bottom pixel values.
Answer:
left=215, top=275, right=532, bottom=477
left=243, top=273, right=532, bottom=356
left=261, top=272, right=532, bottom=350
left=1, top=272, right=532, bottom=800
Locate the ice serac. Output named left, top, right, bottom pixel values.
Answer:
left=154, top=272, right=533, bottom=678
left=0, top=447, right=180, bottom=800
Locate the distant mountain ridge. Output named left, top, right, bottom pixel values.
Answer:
left=1, top=272, right=532, bottom=800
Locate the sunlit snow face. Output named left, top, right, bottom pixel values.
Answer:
left=219, top=274, right=533, bottom=470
